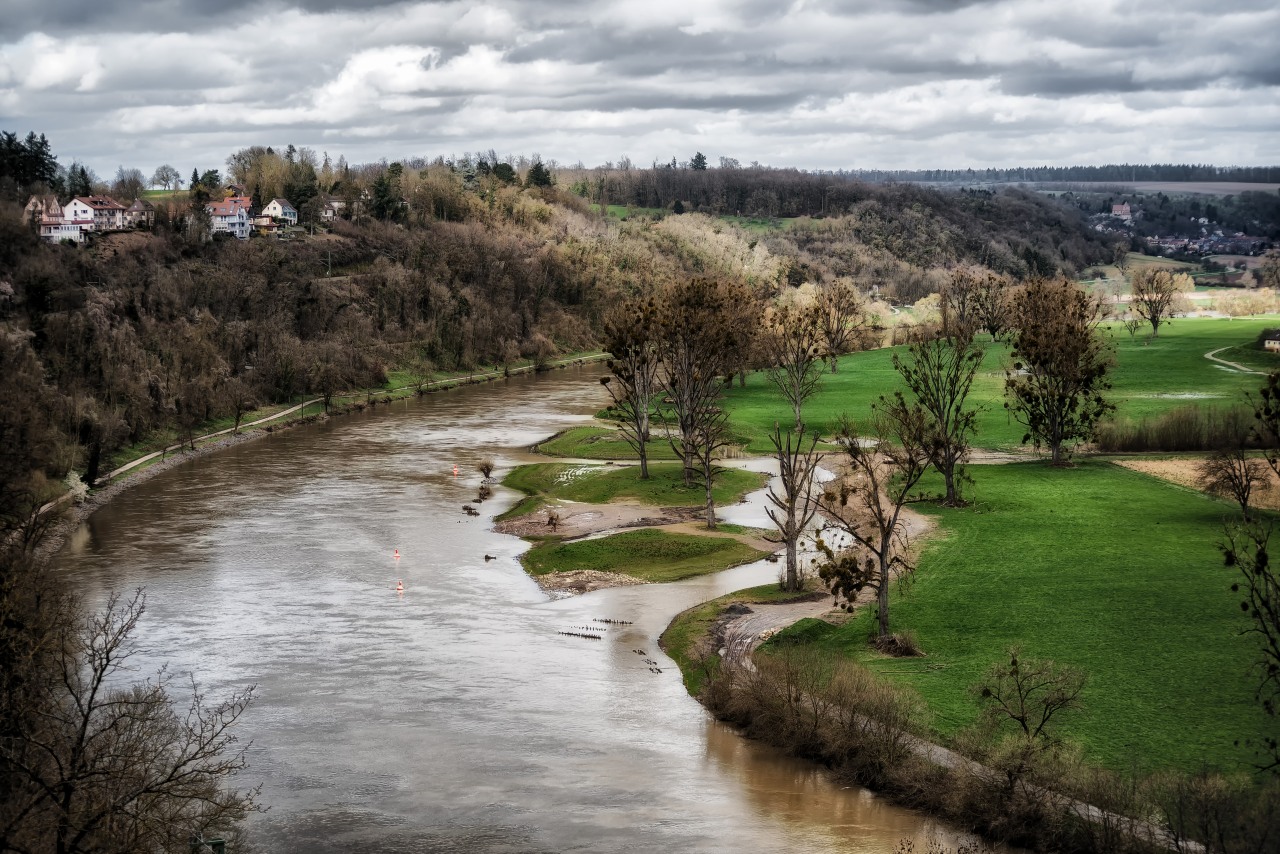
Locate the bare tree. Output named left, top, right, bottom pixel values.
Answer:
left=1199, top=447, right=1269, bottom=521
left=654, top=278, right=751, bottom=491
left=1218, top=522, right=1280, bottom=773
left=150, top=164, right=180, bottom=193
left=601, top=296, right=661, bottom=479
left=0, top=590, right=259, bottom=854
left=815, top=405, right=932, bottom=643
left=764, top=424, right=824, bottom=591
left=815, top=279, right=866, bottom=372
left=972, top=647, right=1086, bottom=794
left=1129, top=267, right=1181, bottom=338
left=891, top=330, right=984, bottom=505
left=973, top=269, right=1013, bottom=342
left=940, top=267, right=982, bottom=339
left=761, top=303, right=827, bottom=430
left=222, top=376, right=257, bottom=436
left=1005, top=278, right=1115, bottom=466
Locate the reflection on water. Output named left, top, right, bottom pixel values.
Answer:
left=56, top=365, right=980, bottom=853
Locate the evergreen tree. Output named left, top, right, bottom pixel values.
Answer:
left=525, top=160, right=553, bottom=188
left=690, top=151, right=708, bottom=171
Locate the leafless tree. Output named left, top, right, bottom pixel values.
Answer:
left=815, top=279, right=866, bottom=372
left=1130, top=267, right=1181, bottom=338
left=764, top=423, right=824, bottom=591
left=654, top=278, right=754, bottom=527
left=1199, top=447, right=1270, bottom=521
left=222, top=377, right=257, bottom=436
left=816, top=405, right=932, bottom=642
left=601, top=297, right=660, bottom=479
left=0, top=590, right=259, bottom=854
left=972, top=647, right=1087, bottom=794
left=891, top=330, right=984, bottom=505
left=972, top=270, right=1013, bottom=342
left=1218, top=523, right=1280, bottom=773
left=1005, top=278, right=1115, bottom=466
left=761, top=303, right=827, bottom=430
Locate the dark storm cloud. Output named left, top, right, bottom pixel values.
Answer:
left=1, top=0, right=1276, bottom=173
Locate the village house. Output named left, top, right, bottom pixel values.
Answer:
left=1111, top=202, right=1132, bottom=221
left=320, top=195, right=346, bottom=222
left=206, top=197, right=251, bottom=240
left=125, top=198, right=155, bottom=228
left=74, top=196, right=128, bottom=230
left=262, top=198, right=298, bottom=226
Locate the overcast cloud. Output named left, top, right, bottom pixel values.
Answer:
left=1, top=0, right=1277, bottom=179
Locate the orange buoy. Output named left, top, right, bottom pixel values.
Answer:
left=395, top=579, right=404, bottom=592
left=394, top=549, right=401, bottom=560
left=452, top=464, right=458, bottom=477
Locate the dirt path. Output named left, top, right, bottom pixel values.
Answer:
left=1204, top=345, right=1265, bottom=374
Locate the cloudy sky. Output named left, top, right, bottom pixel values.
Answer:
left=2, top=0, right=1278, bottom=180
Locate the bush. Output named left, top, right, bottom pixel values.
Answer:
left=1095, top=404, right=1258, bottom=452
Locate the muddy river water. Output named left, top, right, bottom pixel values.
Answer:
left=54, top=365, right=975, bottom=853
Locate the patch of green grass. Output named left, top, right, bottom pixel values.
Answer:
left=500, top=461, right=766, bottom=510
left=521, top=528, right=766, bottom=583
left=661, top=582, right=821, bottom=695
left=721, top=316, right=1280, bottom=453
left=534, top=425, right=680, bottom=460
left=771, top=461, right=1271, bottom=775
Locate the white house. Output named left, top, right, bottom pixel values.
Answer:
left=262, top=198, right=298, bottom=225
left=72, top=196, right=127, bottom=230
left=207, top=198, right=251, bottom=240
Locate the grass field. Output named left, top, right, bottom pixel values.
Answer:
left=534, top=425, right=681, bottom=460
left=520, top=528, right=766, bottom=583
left=498, top=461, right=766, bottom=521
left=719, top=316, right=1280, bottom=454
left=771, top=462, right=1272, bottom=775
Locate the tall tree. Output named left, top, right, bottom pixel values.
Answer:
left=150, top=164, right=179, bottom=193
left=891, top=330, right=984, bottom=505
left=655, top=277, right=752, bottom=527
left=690, top=151, right=708, bottom=171
left=1129, top=267, right=1182, bottom=338
left=765, top=423, right=824, bottom=592
left=815, top=279, right=866, bottom=372
left=816, top=405, right=932, bottom=643
left=111, top=166, right=145, bottom=201
left=761, top=302, right=826, bottom=430
left=602, top=296, right=661, bottom=479
left=1004, top=278, right=1114, bottom=466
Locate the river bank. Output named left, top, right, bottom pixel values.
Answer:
left=50, top=363, right=969, bottom=853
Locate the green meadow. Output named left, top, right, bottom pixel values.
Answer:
left=772, top=462, right=1272, bottom=774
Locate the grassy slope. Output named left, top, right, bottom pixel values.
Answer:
left=721, top=316, right=1280, bottom=453
left=775, top=462, right=1271, bottom=775
left=521, top=528, right=766, bottom=583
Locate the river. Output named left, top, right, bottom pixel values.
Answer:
left=54, top=364, right=974, bottom=853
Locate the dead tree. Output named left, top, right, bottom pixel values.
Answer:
left=1199, top=447, right=1269, bottom=521
left=765, top=423, right=824, bottom=591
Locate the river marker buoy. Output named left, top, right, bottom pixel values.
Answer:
left=394, top=549, right=401, bottom=560
left=395, top=579, right=404, bottom=593
left=453, top=464, right=458, bottom=477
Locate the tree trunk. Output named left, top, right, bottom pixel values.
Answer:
left=877, top=563, right=890, bottom=639
left=704, top=478, right=716, bottom=530
left=793, top=399, right=803, bottom=432
left=1051, top=440, right=1064, bottom=466
left=943, top=467, right=957, bottom=505
left=784, top=535, right=799, bottom=591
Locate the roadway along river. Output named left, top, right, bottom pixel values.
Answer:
left=54, top=364, right=973, bottom=853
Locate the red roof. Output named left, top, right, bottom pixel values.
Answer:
left=76, top=195, right=126, bottom=211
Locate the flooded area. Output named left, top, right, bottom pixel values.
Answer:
left=54, top=365, right=972, bottom=853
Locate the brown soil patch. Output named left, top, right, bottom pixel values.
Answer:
left=533, top=569, right=647, bottom=598
left=493, top=502, right=705, bottom=539
left=1114, top=458, right=1280, bottom=511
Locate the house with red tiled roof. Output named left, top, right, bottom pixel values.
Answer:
left=207, top=197, right=250, bottom=240
left=72, top=196, right=128, bottom=230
